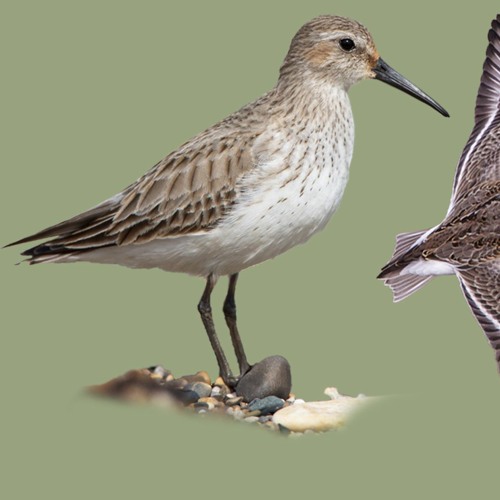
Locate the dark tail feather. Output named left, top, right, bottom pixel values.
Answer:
left=4, top=196, right=121, bottom=264
left=378, top=228, right=432, bottom=302
left=387, top=229, right=427, bottom=262
left=383, top=274, right=433, bottom=302
left=4, top=198, right=118, bottom=249
left=22, top=243, right=69, bottom=258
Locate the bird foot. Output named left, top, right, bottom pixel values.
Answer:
left=220, top=364, right=252, bottom=390
left=223, top=375, right=239, bottom=389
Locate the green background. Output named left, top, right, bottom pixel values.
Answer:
left=2, top=0, right=499, bottom=498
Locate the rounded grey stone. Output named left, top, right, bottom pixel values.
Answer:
left=235, top=355, right=292, bottom=402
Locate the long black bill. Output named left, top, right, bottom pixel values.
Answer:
left=373, top=58, right=449, bottom=117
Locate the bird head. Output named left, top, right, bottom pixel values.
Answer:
left=280, top=15, right=449, bottom=117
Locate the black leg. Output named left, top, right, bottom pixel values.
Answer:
left=223, top=273, right=250, bottom=376
left=198, top=274, right=235, bottom=387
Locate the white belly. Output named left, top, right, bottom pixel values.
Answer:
left=209, top=142, right=352, bottom=274
left=77, top=144, right=352, bottom=277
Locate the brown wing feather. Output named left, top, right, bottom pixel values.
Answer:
left=106, top=136, right=253, bottom=245
left=458, top=264, right=500, bottom=371
left=7, top=115, right=259, bottom=258
left=451, top=16, right=500, bottom=205
left=428, top=188, right=500, bottom=265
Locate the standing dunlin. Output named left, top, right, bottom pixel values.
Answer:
left=6, top=15, right=448, bottom=390
left=378, top=15, right=500, bottom=373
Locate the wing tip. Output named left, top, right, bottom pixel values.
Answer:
left=457, top=267, right=500, bottom=373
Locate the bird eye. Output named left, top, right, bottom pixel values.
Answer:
left=339, top=38, right=356, bottom=52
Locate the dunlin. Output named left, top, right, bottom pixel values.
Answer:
left=7, top=16, right=448, bottom=387
left=378, top=16, right=500, bottom=372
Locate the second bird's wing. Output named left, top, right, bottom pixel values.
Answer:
left=457, top=263, right=500, bottom=371
left=448, top=15, right=500, bottom=212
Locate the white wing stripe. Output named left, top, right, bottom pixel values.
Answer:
left=447, top=112, right=496, bottom=217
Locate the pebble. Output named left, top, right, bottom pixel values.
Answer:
left=324, top=387, right=340, bottom=400
left=149, top=365, right=172, bottom=380
left=225, top=396, right=243, bottom=407
left=198, top=397, right=220, bottom=409
left=272, top=396, right=369, bottom=433
left=226, top=406, right=245, bottom=420
left=166, top=378, right=188, bottom=390
left=244, top=416, right=259, bottom=424
left=258, top=415, right=272, bottom=423
left=248, top=396, right=285, bottom=415
left=181, top=371, right=211, bottom=385
left=211, top=386, right=222, bottom=397
left=194, top=400, right=217, bottom=411
left=91, top=366, right=371, bottom=434
left=244, top=410, right=261, bottom=418
left=213, top=377, right=231, bottom=398
left=187, top=382, right=212, bottom=399
left=235, top=355, right=292, bottom=402
left=194, top=401, right=210, bottom=410
left=175, top=390, right=200, bottom=405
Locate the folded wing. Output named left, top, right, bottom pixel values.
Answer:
left=6, top=127, right=255, bottom=260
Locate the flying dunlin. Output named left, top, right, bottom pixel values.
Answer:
left=378, top=15, right=500, bottom=372
left=7, top=16, right=448, bottom=388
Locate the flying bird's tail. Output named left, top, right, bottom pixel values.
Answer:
left=377, top=229, right=433, bottom=302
